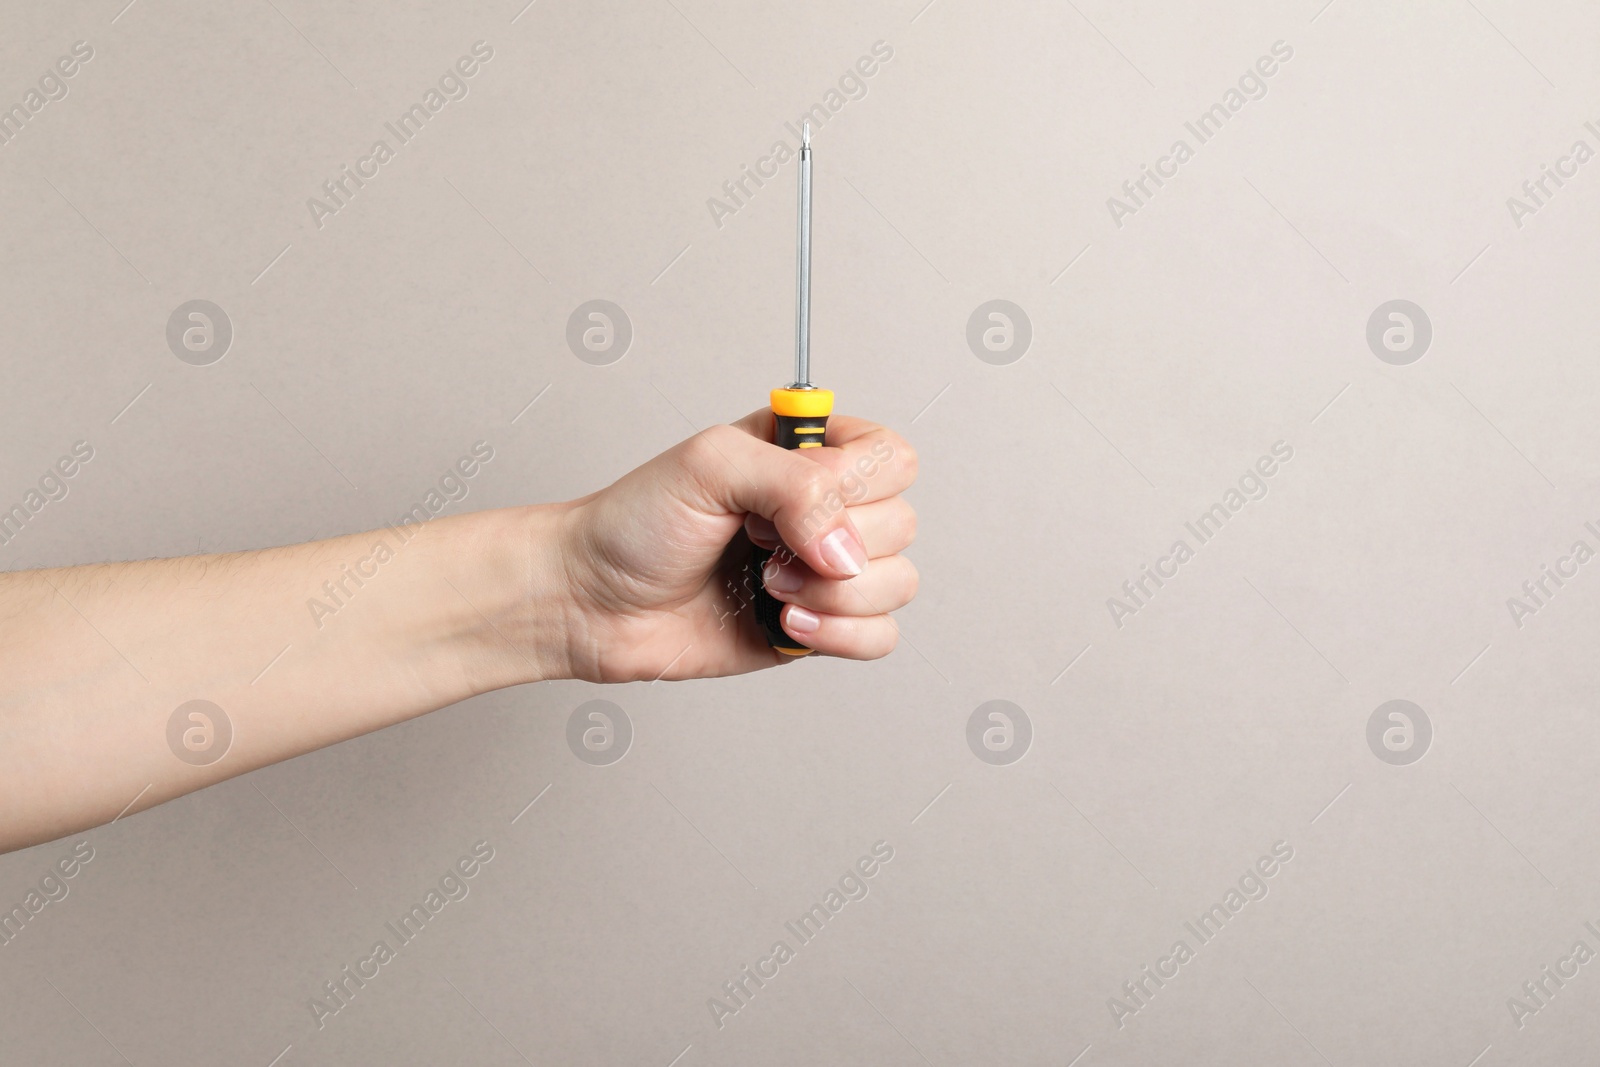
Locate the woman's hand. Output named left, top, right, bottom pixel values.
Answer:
left=550, top=409, right=918, bottom=683
left=0, top=410, right=916, bottom=850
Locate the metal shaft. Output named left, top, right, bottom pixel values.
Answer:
left=793, top=121, right=812, bottom=388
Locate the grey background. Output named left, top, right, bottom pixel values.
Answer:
left=1, top=0, right=1596, bottom=1063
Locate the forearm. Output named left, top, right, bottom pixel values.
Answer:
left=0, top=504, right=571, bottom=852
left=0, top=411, right=920, bottom=853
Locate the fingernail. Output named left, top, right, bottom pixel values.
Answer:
left=747, top=515, right=780, bottom=549
left=818, top=528, right=867, bottom=577
left=785, top=605, right=821, bottom=634
left=762, top=558, right=803, bottom=593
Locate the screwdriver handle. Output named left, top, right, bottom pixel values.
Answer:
left=751, top=387, right=834, bottom=655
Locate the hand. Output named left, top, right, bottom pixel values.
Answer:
left=549, top=409, right=918, bottom=682
left=0, top=409, right=914, bottom=850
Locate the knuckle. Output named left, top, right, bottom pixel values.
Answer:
left=901, top=558, right=920, bottom=600
left=786, top=466, right=840, bottom=535
left=891, top=436, right=919, bottom=482
left=864, top=427, right=910, bottom=464
left=681, top=424, right=731, bottom=468
left=796, top=464, right=835, bottom=502
left=700, top=422, right=741, bottom=453
left=871, top=620, right=901, bottom=659
left=897, top=503, right=918, bottom=549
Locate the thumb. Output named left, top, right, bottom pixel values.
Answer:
left=671, top=421, right=868, bottom=580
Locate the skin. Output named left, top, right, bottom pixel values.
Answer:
left=0, top=410, right=917, bottom=853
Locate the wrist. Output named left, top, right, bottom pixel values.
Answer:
left=439, top=502, right=578, bottom=690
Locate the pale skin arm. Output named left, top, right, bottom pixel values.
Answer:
left=0, top=411, right=917, bottom=853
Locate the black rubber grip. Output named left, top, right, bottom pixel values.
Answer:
left=750, top=413, right=829, bottom=652
left=749, top=543, right=795, bottom=650
left=774, top=414, right=829, bottom=449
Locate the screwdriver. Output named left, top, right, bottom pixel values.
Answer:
left=752, top=120, right=832, bottom=655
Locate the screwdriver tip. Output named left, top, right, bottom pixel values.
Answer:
left=802, top=120, right=810, bottom=148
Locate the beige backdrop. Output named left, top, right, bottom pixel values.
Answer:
left=3, top=0, right=1598, bottom=1064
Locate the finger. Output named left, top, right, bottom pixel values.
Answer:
left=763, top=553, right=917, bottom=617
left=731, top=409, right=917, bottom=505
left=779, top=605, right=900, bottom=660
left=818, top=413, right=902, bottom=448
left=798, top=419, right=917, bottom=505
left=842, top=497, right=916, bottom=558
left=745, top=513, right=781, bottom=550
left=746, top=496, right=914, bottom=558
left=660, top=423, right=867, bottom=580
